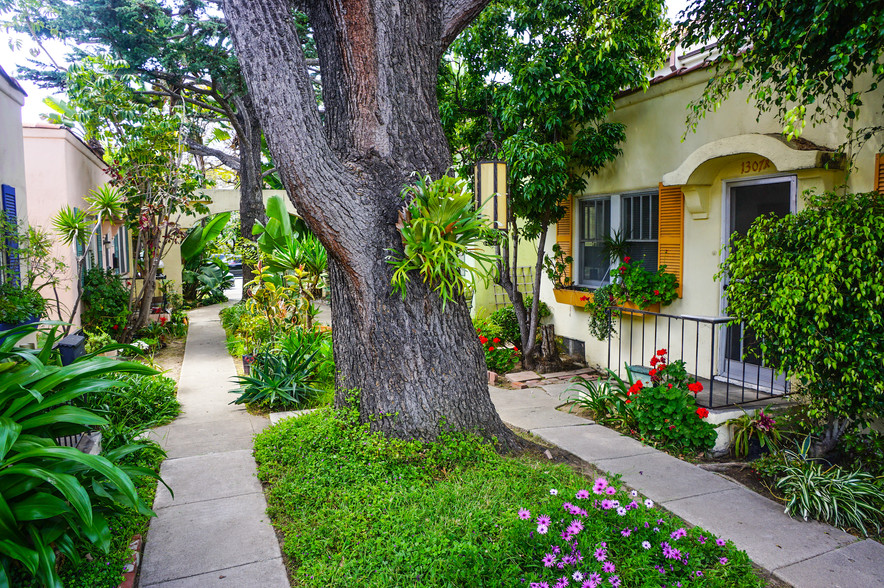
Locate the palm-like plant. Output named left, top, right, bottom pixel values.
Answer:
left=51, top=185, right=126, bottom=333
left=0, top=324, right=163, bottom=588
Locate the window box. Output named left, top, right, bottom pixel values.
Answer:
left=552, top=288, right=660, bottom=313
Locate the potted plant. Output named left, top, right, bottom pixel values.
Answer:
left=0, top=283, right=46, bottom=330
left=583, top=257, right=679, bottom=340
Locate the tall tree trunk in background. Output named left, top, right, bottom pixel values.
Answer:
left=234, top=94, right=267, bottom=291
left=223, top=0, right=519, bottom=449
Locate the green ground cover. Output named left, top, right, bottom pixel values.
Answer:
left=254, top=403, right=764, bottom=587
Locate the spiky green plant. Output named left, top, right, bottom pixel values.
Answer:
left=389, top=173, right=500, bottom=310
left=776, top=449, right=884, bottom=536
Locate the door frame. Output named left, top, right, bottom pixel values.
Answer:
left=717, top=173, right=796, bottom=389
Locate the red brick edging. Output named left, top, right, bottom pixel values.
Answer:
left=117, top=534, right=143, bottom=588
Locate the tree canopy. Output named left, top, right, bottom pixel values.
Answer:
left=439, top=0, right=667, bottom=365
left=675, top=0, right=884, bottom=145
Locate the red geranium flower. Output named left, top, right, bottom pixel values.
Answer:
left=656, top=348, right=667, bottom=356
left=667, top=383, right=673, bottom=389
left=513, top=347, right=519, bottom=351
left=489, top=346, right=495, bottom=351
left=492, top=337, right=500, bottom=344
left=580, top=295, right=589, bottom=302
left=649, top=356, right=658, bottom=366
left=112, top=325, right=119, bottom=330
left=479, top=336, right=488, bottom=344
left=687, top=381, right=704, bottom=394
left=625, top=399, right=631, bottom=404
left=624, top=256, right=631, bottom=263
left=649, top=368, right=657, bottom=377
left=653, top=290, right=660, bottom=296
left=696, top=407, right=709, bottom=419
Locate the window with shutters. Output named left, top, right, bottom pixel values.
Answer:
left=577, top=190, right=659, bottom=287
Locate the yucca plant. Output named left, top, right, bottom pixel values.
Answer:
left=389, top=173, right=501, bottom=310
left=776, top=449, right=884, bottom=536
left=0, top=323, right=163, bottom=588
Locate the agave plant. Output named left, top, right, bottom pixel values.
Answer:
left=0, top=323, right=163, bottom=588
left=230, top=345, right=325, bottom=408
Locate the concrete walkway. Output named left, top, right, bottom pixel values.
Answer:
left=139, top=304, right=289, bottom=587
left=491, top=383, right=884, bottom=588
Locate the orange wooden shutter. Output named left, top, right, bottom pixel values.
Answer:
left=556, top=195, right=573, bottom=282
left=875, top=153, right=884, bottom=192
left=658, top=183, right=684, bottom=298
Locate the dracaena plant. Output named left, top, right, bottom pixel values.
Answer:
left=0, top=323, right=163, bottom=588
left=389, top=173, right=501, bottom=310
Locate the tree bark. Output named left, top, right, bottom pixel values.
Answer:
left=233, top=94, right=267, bottom=290
left=223, top=0, right=517, bottom=449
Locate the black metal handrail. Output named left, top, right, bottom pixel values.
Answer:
left=605, top=306, right=790, bottom=408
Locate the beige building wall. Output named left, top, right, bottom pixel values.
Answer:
left=0, top=67, right=28, bottom=262
left=23, top=124, right=114, bottom=327
left=544, top=64, right=881, bottom=383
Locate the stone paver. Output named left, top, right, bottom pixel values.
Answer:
left=142, top=558, right=289, bottom=588
left=506, top=370, right=542, bottom=382
left=140, top=495, right=281, bottom=586
left=773, top=539, right=884, bottom=588
left=664, top=487, right=855, bottom=571
left=140, top=303, right=288, bottom=587
left=490, top=385, right=883, bottom=587
left=533, top=424, right=657, bottom=462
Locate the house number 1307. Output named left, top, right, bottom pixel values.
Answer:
left=740, top=159, right=772, bottom=174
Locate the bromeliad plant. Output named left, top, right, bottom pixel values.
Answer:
left=0, top=323, right=163, bottom=588
left=389, top=173, right=501, bottom=310
left=728, top=408, right=782, bottom=458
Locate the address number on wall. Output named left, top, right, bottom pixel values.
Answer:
left=740, top=159, right=772, bottom=174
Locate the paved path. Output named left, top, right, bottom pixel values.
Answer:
left=139, top=304, right=289, bottom=588
left=491, top=383, right=884, bottom=588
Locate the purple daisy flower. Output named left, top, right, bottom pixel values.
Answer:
left=576, top=489, right=590, bottom=499
left=594, top=547, right=607, bottom=562
left=537, top=515, right=552, bottom=526
left=543, top=553, right=557, bottom=567
left=605, top=486, right=617, bottom=496
left=519, top=508, right=531, bottom=520
left=716, top=538, right=726, bottom=547
left=602, top=561, right=615, bottom=573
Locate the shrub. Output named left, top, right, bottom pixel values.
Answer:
left=719, top=190, right=884, bottom=425
left=0, top=283, right=46, bottom=325
left=489, top=295, right=550, bottom=346
left=0, top=324, right=161, bottom=587
left=82, top=268, right=130, bottom=337
left=276, top=326, right=335, bottom=387
left=629, top=350, right=717, bottom=452
left=87, top=372, right=180, bottom=450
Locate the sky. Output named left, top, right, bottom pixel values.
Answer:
left=0, top=0, right=692, bottom=124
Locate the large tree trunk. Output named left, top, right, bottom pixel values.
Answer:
left=223, top=0, right=517, bottom=449
left=233, top=94, right=266, bottom=290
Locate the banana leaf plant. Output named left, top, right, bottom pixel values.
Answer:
left=0, top=323, right=165, bottom=588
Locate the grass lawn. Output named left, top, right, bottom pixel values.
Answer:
left=255, top=403, right=766, bottom=587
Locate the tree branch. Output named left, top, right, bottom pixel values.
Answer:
left=184, top=138, right=241, bottom=170
left=441, top=0, right=492, bottom=50
left=223, top=0, right=359, bottom=264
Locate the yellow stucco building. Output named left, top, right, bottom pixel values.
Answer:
left=541, top=51, right=882, bottom=408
